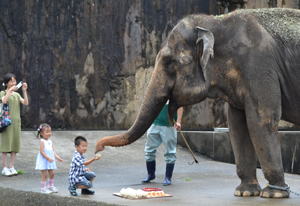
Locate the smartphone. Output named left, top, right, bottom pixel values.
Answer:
left=16, top=81, right=22, bottom=89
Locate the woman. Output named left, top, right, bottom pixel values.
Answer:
left=0, top=73, right=28, bottom=176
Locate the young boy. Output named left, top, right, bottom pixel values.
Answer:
left=68, top=136, right=101, bottom=196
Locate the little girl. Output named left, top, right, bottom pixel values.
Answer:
left=35, top=123, right=63, bottom=194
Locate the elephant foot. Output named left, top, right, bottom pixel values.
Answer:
left=234, top=182, right=262, bottom=197
left=260, top=186, right=290, bottom=198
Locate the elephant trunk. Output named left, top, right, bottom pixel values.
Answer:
left=95, top=71, right=169, bottom=153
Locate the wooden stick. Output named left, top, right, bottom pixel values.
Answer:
left=173, top=119, right=199, bottom=164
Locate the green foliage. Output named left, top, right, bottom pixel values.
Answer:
left=17, top=169, right=26, bottom=174
left=185, top=177, right=191, bottom=181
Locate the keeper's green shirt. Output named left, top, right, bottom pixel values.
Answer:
left=153, top=104, right=177, bottom=126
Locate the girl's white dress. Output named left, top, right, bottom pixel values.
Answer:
left=35, top=139, right=57, bottom=170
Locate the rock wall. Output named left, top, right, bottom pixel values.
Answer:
left=0, top=0, right=217, bottom=129
left=0, top=0, right=299, bottom=129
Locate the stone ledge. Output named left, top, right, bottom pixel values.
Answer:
left=0, top=187, right=119, bottom=206
left=178, top=131, right=300, bottom=174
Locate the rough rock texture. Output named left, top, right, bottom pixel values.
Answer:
left=0, top=0, right=299, bottom=129
left=0, top=0, right=218, bottom=129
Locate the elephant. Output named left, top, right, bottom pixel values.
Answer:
left=96, top=8, right=300, bottom=198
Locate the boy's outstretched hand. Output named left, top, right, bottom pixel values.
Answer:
left=95, top=153, right=101, bottom=160
left=83, top=154, right=101, bottom=166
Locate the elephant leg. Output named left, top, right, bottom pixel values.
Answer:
left=245, top=97, right=289, bottom=198
left=228, top=105, right=261, bottom=197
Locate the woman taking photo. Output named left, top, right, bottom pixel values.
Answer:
left=0, top=73, right=28, bottom=176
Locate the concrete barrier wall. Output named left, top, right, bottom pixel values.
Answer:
left=0, top=187, right=119, bottom=206
left=178, top=131, right=300, bottom=174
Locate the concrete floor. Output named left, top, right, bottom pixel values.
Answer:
left=0, top=130, right=300, bottom=206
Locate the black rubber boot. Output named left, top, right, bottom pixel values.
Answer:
left=141, top=160, right=156, bottom=183
left=81, top=188, right=95, bottom=195
left=163, top=163, right=174, bottom=186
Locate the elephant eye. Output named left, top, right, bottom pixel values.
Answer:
left=164, top=57, right=174, bottom=66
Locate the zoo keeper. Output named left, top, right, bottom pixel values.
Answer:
left=142, top=100, right=183, bottom=186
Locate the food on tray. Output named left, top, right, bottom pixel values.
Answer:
left=119, top=188, right=148, bottom=198
left=147, top=191, right=165, bottom=197
left=142, top=187, right=162, bottom=192
left=136, top=189, right=147, bottom=198
left=142, top=187, right=165, bottom=197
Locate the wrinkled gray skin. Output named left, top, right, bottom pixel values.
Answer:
left=96, top=8, right=300, bottom=198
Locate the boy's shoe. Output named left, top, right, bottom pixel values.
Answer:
left=41, top=188, right=52, bottom=194
left=81, top=189, right=95, bottom=195
left=10, top=167, right=18, bottom=175
left=2, top=167, right=13, bottom=176
left=69, top=186, right=78, bottom=196
left=48, top=186, right=58, bottom=193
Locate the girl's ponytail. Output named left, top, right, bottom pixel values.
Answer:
left=36, top=123, right=50, bottom=139
left=36, top=125, right=42, bottom=138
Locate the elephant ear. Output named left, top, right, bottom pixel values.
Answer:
left=196, top=26, right=214, bottom=81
